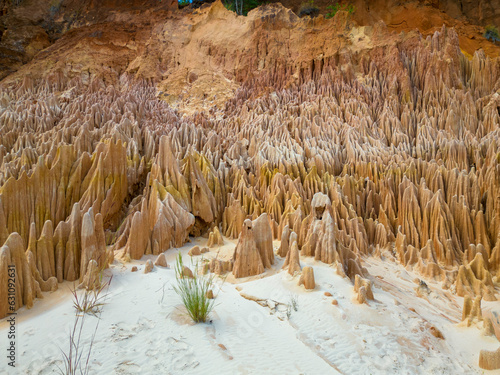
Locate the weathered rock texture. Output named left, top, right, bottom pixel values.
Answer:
left=209, top=258, right=233, bottom=275
left=0, top=2, right=499, bottom=324
left=207, top=227, right=224, bottom=248
left=144, top=259, right=154, bottom=274
left=298, top=266, right=315, bottom=289
left=232, top=219, right=265, bottom=278
left=479, top=347, right=500, bottom=370
left=282, top=231, right=301, bottom=275
left=154, top=253, right=168, bottom=267
left=354, top=275, right=374, bottom=304
left=461, top=295, right=483, bottom=325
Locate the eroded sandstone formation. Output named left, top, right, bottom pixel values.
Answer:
left=0, top=2, right=498, bottom=325
left=479, top=347, right=500, bottom=370
left=207, top=227, right=224, bottom=248
left=354, top=274, right=374, bottom=305
left=209, top=258, right=233, bottom=275
left=232, top=219, right=265, bottom=278
left=282, top=231, right=301, bottom=275
left=461, top=295, right=483, bottom=325
left=300, top=192, right=367, bottom=281
left=298, top=266, right=315, bottom=290
left=456, top=253, right=496, bottom=301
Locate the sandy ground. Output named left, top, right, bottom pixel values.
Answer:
left=1, top=237, right=499, bottom=374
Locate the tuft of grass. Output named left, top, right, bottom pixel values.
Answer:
left=325, top=1, right=356, bottom=19
left=173, top=252, right=215, bottom=323
left=72, top=274, right=112, bottom=317
left=298, top=0, right=320, bottom=18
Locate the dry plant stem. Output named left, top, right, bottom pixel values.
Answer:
left=59, top=275, right=112, bottom=375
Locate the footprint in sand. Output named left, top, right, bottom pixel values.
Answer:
left=145, top=334, right=200, bottom=371
left=115, top=361, right=142, bottom=374
left=110, top=317, right=156, bottom=342
left=25, top=359, right=62, bottom=375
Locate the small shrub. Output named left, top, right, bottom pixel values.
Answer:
left=484, top=25, right=500, bottom=42
left=224, top=0, right=236, bottom=12
left=325, top=1, right=355, bottom=19
left=299, top=0, right=319, bottom=18
left=174, top=252, right=215, bottom=323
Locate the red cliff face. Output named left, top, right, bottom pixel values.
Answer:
left=1, top=0, right=500, bottom=80
left=437, top=0, right=500, bottom=27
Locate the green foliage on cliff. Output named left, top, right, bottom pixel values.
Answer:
left=325, top=1, right=355, bottom=19
left=223, top=0, right=267, bottom=16
left=484, top=25, right=500, bottom=42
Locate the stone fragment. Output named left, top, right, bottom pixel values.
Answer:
left=154, top=253, right=168, bottom=267
left=189, top=246, right=201, bottom=256
left=144, top=260, right=154, bottom=274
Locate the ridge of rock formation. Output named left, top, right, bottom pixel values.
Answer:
left=232, top=219, right=265, bottom=278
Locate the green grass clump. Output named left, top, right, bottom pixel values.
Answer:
left=484, top=25, right=500, bottom=42
left=174, top=252, right=215, bottom=323
left=325, top=1, right=355, bottom=19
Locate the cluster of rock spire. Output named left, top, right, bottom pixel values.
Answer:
left=0, top=2, right=499, bottom=368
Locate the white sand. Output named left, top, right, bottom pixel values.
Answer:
left=1, top=237, right=499, bottom=374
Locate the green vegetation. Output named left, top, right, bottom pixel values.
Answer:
left=223, top=0, right=267, bottom=16
left=298, top=0, right=319, bottom=18
left=174, top=252, right=216, bottom=323
left=325, top=1, right=355, bottom=19
left=484, top=25, right=500, bottom=42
